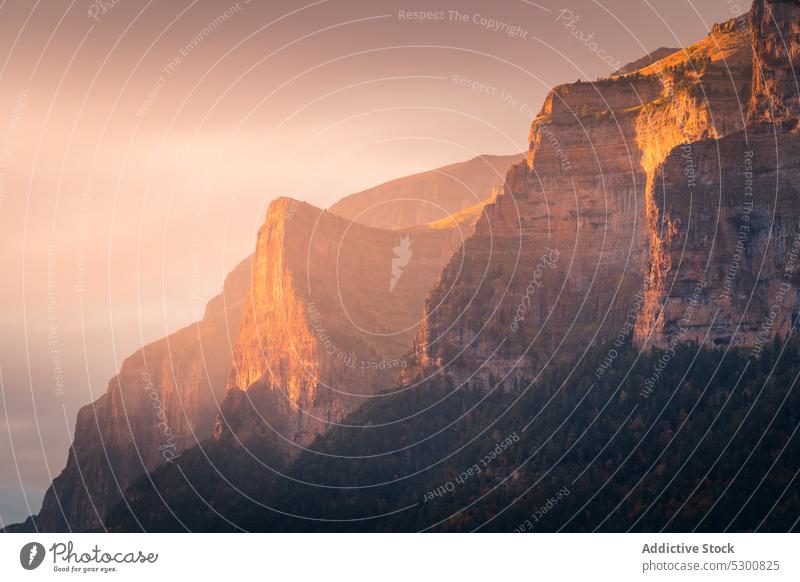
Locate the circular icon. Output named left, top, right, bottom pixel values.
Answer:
left=19, top=542, right=46, bottom=570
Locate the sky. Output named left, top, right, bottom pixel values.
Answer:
left=0, top=0, right=753, bottom=525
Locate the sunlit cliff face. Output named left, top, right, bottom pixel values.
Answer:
left=408, top=14, right=755, bottom=387
left=0, top=0, right=751, bottom=525
left=222, top=196, right=485, bottom=447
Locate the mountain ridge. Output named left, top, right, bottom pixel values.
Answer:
left=104, top=0, right=800, bottom=532
left=8, top=153, right=509, bottom=532
left=328, top=153, right=522, bottom=229
left=12, top=0, right=800, bottom=533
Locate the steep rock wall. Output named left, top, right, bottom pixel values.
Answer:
left=641, top=0, right=800, bottom=348
left=23, top=257, right=251, bottom=531
left=412, top=17, right=753, bottom=385
left=329, top=153, right=521, bottom=229
left=219, top=197, right=480, bottom=447
left=748, top=0, right=800, bottom=127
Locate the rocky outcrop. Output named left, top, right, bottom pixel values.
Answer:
left=640, top=0, right=800, bottom=348
left=614, top=47, right=679, bottom=76
left=411, top=15, right=754, bottom=385
left=12, top=149, right=502, bottom=532
left=14, top=257, right=251, bottom=532
left=411, top=1, right=799, bottom=370
left=748, top=0, right=800, bottom=127
left=95, top=1, right=800, bottom=534
left=219, top=196, right=484, bottom=447
left=328, top=153, right=521, bottom=229
left=643, top=128, right=800, bottom=349
left=633, top=15, right=754, bottom=343
left=19, top=0, right=800, bottom=534
left=11, top=146, right=507, bottom=532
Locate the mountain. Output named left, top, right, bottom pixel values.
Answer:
left=16, top=0, right=800, bottom=533
left=110, top=336, right=800, bottom=532
left=748, top=0, right=800, bottom=128
left=613, top=47, right=679, bottom=76
left=9, top=157, right=500, bottom=532
left=636, top=1, right=800, bottom=347
left=217, top=197, right=483, bottom=449
left=9, top=256, right=252, bottom=532
left=328, top=153, right=522, bottom=229
left=413, top=11, right=754, bottom=387
left=102, top=0, right=800, bottom=532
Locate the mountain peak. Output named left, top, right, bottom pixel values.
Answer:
left=328, top=153, right=521, bottom=229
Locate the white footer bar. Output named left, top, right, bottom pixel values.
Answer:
left=1, top=533, right=797, bottom=581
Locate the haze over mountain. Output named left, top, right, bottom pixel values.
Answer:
left=329, top=153, right=521, bottom=229
left=414, top=9, right=757, bottom=390
left=0, top=0, right=750, bottom=526
left=8, top=0, right=800, bottom=533
left=8, top=155, right=508, bottom=532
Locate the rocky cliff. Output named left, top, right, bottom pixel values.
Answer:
left=19, top=0, right=800, bottom=534
left=614, top=47, right=679, bottom=76
left=749, top=0, right=800, bottom=127
left=411, top=13, right=754, bottom=386
left=218, top=196, right=485, bottom=448
left=639, top=0, right=800, bottom=348
left=13, top=256, right=251, bottom=532
left=329, top=153, right=521, bottom=229
left=12, top=152, right=502, bottom=531
left=101, top=0, right=800, bottom=534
